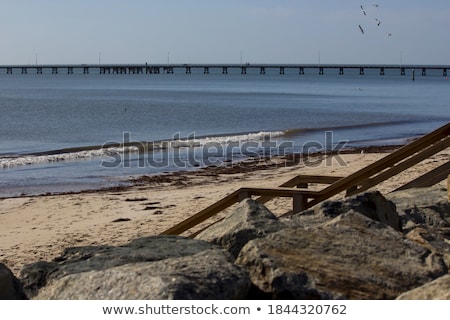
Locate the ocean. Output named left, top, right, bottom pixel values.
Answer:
left=0, top=67, right=449, bottom=197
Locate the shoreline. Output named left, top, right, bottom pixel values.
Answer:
left=0, top=144, right=404, bottom=200
left=1, top=143, right=448, bottom=276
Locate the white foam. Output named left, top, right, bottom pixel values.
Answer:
left=171, top=131, right=285, bottom=147
left=0, top=147, right=139, bottom=169
left=0, top=131, right=286, bottom=168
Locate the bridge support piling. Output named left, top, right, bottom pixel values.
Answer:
left=422, top=68, right=426, bottom=76
left=6, top=67, right=12, bottom=74
left=279, top=67, right=285, bottom=75
left=380, top=67, right=385, bottom=75
left=222, top=67, right=228, bottom=74
left=203, top=67, right=209, bottom=74
left=401, top=67, right=405, bottom=76
left=444, top=68, right=448, bottom=77
left=339, top=67, right=344, bottom=75
left=319, top=67, right=324, bottom=75
left=83, top=67, right=89, bottom=74
left=299, top=67, right=304, bottom=75
left=241, top=66, right=247, bottom=74
left=260, top=67, right=265, bottom=74
left=21, top=67, right=27, bottom=74
left=52, top=67, right=58, bottom=74
left=359, top=67, right=364, bottom=75
left=185, top=66, right=191, bottom=74
left=37, top=67, right=42, bottom=74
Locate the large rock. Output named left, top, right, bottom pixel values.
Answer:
left=310, top=191, right=402, bottom=232
left=386, top=185, right=449, bottom=231
left=387, top=185, right=450, bottom=267
left=396, top=274, right=450, bottom=300
left=195, top=199, right=285, bottom=258
left=0, top=263, right=28, bottom=300
left=34, top=249, right=250, bottom=300
left=236, top=210, right=448, bottom=299
left=20, top=235, right=235, bottom=298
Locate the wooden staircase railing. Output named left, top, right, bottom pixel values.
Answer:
left=160, top=122, right=450, bottom=236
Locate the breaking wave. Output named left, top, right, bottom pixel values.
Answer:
left=0, top=130, right=286, bottom=169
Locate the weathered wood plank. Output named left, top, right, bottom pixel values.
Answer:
left=160, top=190, right=241, bottom=235
left=394, top=161, right=450, bottom=191
left=347, top=137, right=450, bottom=196
left=308, top=122, right=450, bottom=207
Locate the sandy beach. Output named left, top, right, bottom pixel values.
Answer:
left=1, top=146, right=448, bottom=275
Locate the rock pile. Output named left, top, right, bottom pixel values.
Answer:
left=1, top=185, right=448, bottom=299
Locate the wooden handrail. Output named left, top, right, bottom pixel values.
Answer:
left=160, top=187, right=321, bottom=235
left=186, top=175, right=342, bottom=238
left=161, top=122, right=450, bottom=236
left=306, top=122, right=450, bottom=207
left=394, top=161, right=450, bottom=191
left=160, top=189, right=241, bottom=235
left=346, top=137, right=450, bottom=196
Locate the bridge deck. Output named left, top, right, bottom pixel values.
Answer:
left=0, top=63, right=448, bottom=76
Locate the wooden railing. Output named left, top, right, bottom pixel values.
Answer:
left=161, top=122, right=450, bottom=236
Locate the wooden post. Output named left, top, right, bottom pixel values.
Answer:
left=293, top=193, right=307, bottom=213
left=447, top=174, right=450, bottom=202
left=238, top=190, right=250, bottom=202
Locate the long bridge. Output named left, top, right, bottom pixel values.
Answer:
left=0, top=63, right=448, bottom=76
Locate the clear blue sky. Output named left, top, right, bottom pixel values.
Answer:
left=1, top=0, right=449, bottom=65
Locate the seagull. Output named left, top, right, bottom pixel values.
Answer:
left=373, top=4, right=380, bottom=8
left=375, top=18, right=381, bottom=26
left=359, top=25, right=365, bottom=35
left=360, top=5, right=367, bottom=15
left=387, top=32, right=393, bottom=37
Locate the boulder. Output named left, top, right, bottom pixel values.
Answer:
left=20, top=235, right=224, bottom=298
left=387, top=185, right=450, bottom=267
left=236, top=210, right=448, bottom=299
left=404, top=227, right=450, bottom=269
left=34, top=249, right=251, bottom=300
left=386, top=185, right=449, bottom=231
left=195, top=199, right=285, bottom=258
left=396, top=274, right=450, bottom=300
left=0, top=263, right=28, bottom=300
left=310, top=191, right=402, bottom=232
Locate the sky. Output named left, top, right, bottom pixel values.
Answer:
left=1, top=0, right=449, bottom=65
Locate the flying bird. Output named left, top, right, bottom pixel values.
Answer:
left=375, top=18, right=381, bottom=26
left=387, top=32, right=393, bottom=37
left=360, top=5, right=367, bottom=15
left=373, top=4, right=380, bottom=8
left=359, top=25, right=365, bottom=35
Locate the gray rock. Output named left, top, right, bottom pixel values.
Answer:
left=195, top=199, right=284, bottom=258
left=0, top=263, right=28, bottom=300
left=387, top=185, right=450, bottom=267
left=309, top=191, right=402, bottom=232
left=404, top=227, right=450, bottom=270
left=236, top=210, right=448, bottom=299
left=20, top=235, right=219, bottom=298
left=34, top=249, right=251, bottom=300
left=396, top=274, right=450, bottom=300
left=386, top=185, right=449, bottom=231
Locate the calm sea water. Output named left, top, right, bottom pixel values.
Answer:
left=0, top=67, right=449, bottom=197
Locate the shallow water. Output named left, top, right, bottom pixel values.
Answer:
left=0, top=69, right=449, bottom=197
